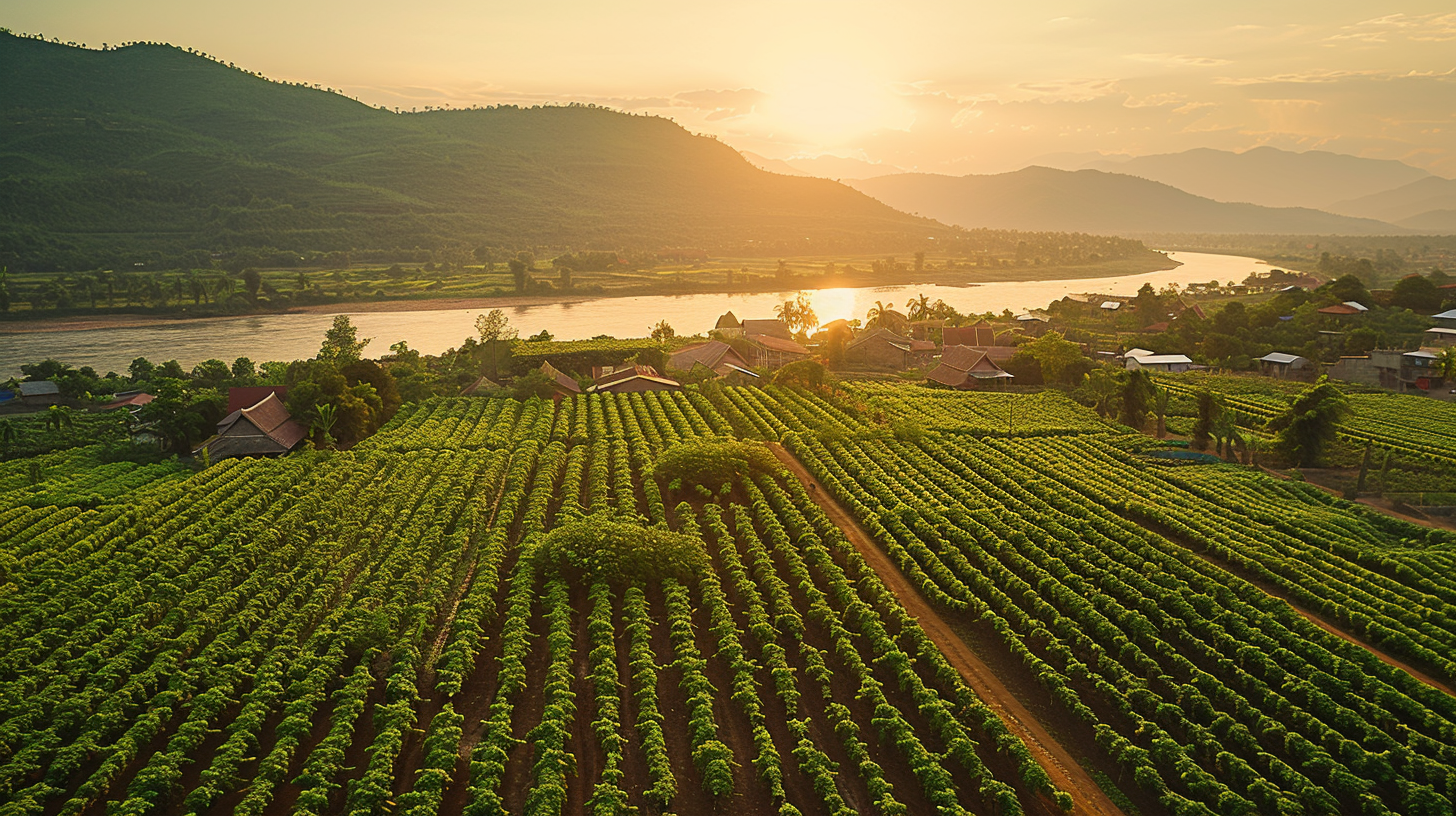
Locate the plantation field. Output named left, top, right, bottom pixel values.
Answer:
left=5, top=383, right=1456, bottom=816
left=1157, top=373, right=1456, bottom=467
left=0, top=389, right=1064, bottom=816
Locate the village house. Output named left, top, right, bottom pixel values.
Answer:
left=926, top=345, right=1014, bottom=389
left=1423, top=327, right=1456, bottom=347
left=18, top=381, right=60, bottom=407
left=226, top=385, right=288, bottom=414
left=587, top=364, right=681, bottom=394
left=539, top=361, right=582, bottom=398
left=843, top=328, right=937, bottom=370
left=100, top=391, right=154, bottom=413
left=942, top=319, right=999, bottom=348
left=669, top=340, right=754, bottom=379
left=1258, top=352, right=1312, bottom=379
left=744, top=334, right=810, bottom=368
left=1124, top=353, right=1194, bottom=373
left=195, top=392, right=307, bottom=459
left=1317, top=301, right=1369, bottom=319
left=712, top=311, right=744, bottom=337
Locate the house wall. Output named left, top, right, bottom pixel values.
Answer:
left=845, top=339, right=910, bottom=370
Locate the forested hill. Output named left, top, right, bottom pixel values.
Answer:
left=0, top=33, right=947, bottom=271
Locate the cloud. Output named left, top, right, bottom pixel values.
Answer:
left=1012, top=78, right=1119, bottom=103
left=1215, top=67, right=1456, bottom=86
left=1126, top=53, right=1231, bottom=68
left=1327, top=12, right=1456, bottom=44
left=672, top=88, right=766, bottom=120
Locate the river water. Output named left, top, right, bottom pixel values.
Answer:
left=1, top=251, right=1282, bottom=376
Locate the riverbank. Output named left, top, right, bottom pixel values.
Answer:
left=0, top=254, right=1176, bottom=336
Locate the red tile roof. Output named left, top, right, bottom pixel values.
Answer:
left=102, top=392, right=154, bottom=410
left=670, top=341, right=749, bottom=372
left=213, top=392, right=307, bottom=452
left=226, top=385, right=288, bottom=415
left=540, top=361, right=582, bottom=393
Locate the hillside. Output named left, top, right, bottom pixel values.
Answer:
left=1330, top=175, right=1456, bottom=229
left=1081, top=146, right=1432, bottom=210
left=851, top=166, right=1406, bottom=236
left=0, top=33, right=947, bottom=271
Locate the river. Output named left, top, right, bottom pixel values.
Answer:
left=0, top=251, right=1283, bottom=377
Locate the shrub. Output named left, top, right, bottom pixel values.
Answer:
left=536, top=513, right=707, bottom=584
left=652, top=437, right=779, bottom=493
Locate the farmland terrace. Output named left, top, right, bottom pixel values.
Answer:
left=3, top=383, right=1456, bottom=816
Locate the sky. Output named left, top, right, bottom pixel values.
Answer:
left=8, top=1, right=1456, bottom=175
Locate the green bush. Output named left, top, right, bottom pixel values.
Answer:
left=652, top=437, right=780, bottom=492
left=536, top=513, right=708, bottom=584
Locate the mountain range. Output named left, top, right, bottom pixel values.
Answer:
left=849, top=167, right=1405, bottom=236
left=0, top=32, right=945, bottom=272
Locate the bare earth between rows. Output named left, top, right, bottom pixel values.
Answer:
left=767, top=443, right=1126, bottom=816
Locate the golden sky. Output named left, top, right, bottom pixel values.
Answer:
left=10, top=1, right=1456, bottom=174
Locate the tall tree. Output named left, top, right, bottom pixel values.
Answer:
left=1270, top=378, right=1353, bottom=467
left=318, top=315, right=370, bottom=363
left=475, top=309, right=517, bottom=380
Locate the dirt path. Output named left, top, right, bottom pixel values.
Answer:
left=768, top=445, right=1125, bottom=816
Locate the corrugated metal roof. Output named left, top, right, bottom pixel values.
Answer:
left=1259, top=352, right=1305, bottom=365
left=18, top=381, right=59, bottom=396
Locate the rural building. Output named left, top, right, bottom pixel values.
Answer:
left=926, top=346, right=1014, bottom=389
left=1258, top=352, right=1311, bottom=379
left=1121, top=348, right=1155, bottom=361
left=713, top=311, right=744, bottom=337
left=1125, top=353, right=1193, bottom=373
left=1329, top=348, right=1448, bottom=394
left=196, top=392, right=307, bottom=459
left=226, top=385, right=288, bottom=415
left=1433, top=309, right=1456, bottom=329
left=587, top=364, right=681, bottom=393
left=1100, top=301, right=1123, bottom=313
left=18, top=381, right=60, bottom=406
left=942, top=320, right=999, bottom=347
left=1424, top=327, right=1456, bottom=347
left=741, top=318, right=793, bottom=340
left=843, top=328, right=937, bottom=370
left=101, top=391, right=154, bottom=413
left=460, top=376, right=502, bottom=395
left=670, top=341, right=752, bottom=377
left=588, top=368, right=682, bottom=393
left=1317, top=301, right=1369, bottom=319
left=744, top=334, right=810, bottom=368
left=539, top=361, right=582, bottom=398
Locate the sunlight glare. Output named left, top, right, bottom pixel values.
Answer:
left=760, top=59, right=911, bottom=145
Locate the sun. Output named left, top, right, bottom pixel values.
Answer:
left=759, top=59, right=911, bottom=146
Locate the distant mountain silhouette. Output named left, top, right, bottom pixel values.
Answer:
left=851, top=167, right=1406, bottom=235
left=0, top=32, right=947, bottom=270
left=1329, top=176, right=1456, bottom=232
left=1081, top=146, right=1432, bottom=210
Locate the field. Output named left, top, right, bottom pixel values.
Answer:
left=4, top=383, right=1456, bottom=816
left=1157, top=372, right=1456, bottom=468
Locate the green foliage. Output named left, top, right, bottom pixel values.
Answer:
left=652, top=437, right=780, bottom=492
left=535, top=513, right=708, bottom=584
left=1270, top=378, right=1354, bottom=467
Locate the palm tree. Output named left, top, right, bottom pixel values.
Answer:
left=43, top=405, right=74, bottom=434
left=866, top=300, right=890, bottom=330
left=312, top=403, right=338, bottom=449
left=906, top=294, right=932, bottom=322
left=0, top=419, right=17, bottom=453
